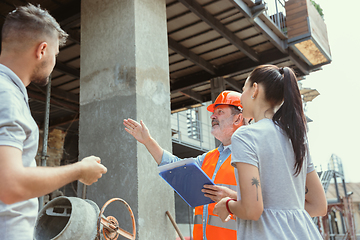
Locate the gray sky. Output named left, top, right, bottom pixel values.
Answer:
left=300, top=0, right=360, bottom=182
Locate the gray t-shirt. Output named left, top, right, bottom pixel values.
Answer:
left=0, top=64, right=39, bottom=240
left=231, top=118, right=322, bottom=240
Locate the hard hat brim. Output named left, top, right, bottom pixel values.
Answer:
left=207, top=104, right=216, bottom=113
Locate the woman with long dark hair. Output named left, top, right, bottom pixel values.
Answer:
left=214, top=65, right=327, bottom=239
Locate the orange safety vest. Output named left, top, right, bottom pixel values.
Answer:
left=193, top=148, right=237, bottom=240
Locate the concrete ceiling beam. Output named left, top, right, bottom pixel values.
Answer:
left=178, top=0, right=260, bottom=62
left=168, top=37, right=216, bottom=75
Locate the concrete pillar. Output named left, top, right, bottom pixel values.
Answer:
left=79, top=1, right=175, bottom=239
left=210, top=77, right=226, bottom=147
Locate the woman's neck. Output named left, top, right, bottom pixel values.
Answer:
left=253, top=105, right=276, bottom=123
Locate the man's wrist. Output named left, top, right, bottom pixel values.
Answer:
left=142, top=136, right=153, bottom=146
left=73, top=161, right=83, bottom=180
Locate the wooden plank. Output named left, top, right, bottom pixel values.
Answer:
left=286, top=9, right=308, bottom=22
left=225, top=18, right=250, bottom=32
left=288, top=26, right=309, bottom=39
left=286, top=4, right=307, bottom=16
left=286, top=1, right=307, bottom=12
left=210, top=52, right=246, bottom=66
left=287, top=21, right=308, bottom=32
left=179, top=0, right=260, bottom=62
left=253, top=42, right=274, bottom=53
left=201, top=45, right=239, bottom=60
left=234, top=27, right=258, bottom=40
left=171, top=65, right=202, bottom=79
left=180, top=30, right=221, bottom=49
left=230, top=0, right=287, bottom=53
left=309, top=21, right=331, bottom=55
left=168, top=37, right=216, bottom=74
left=288, top=28, right=309, bottom=38
left=285, top=3, right=304, bottom=12
left=307, top=0, right=331, bottom=55
left=258, top=14, right=287, bottom=40
left=242, top=0, right=255, bottom=7
left=170, top=60, right=194, bottom=72
left=294, top=39, right=327, bottom=65
left=288, top=0, right=307, bottom=6
left=308, top=0, right=326, bottom=33
left=190, top=38, right=229, bottom=55
left=289, top=25, right=310, bottom=36
left=244, top=35, right=268, bottom=46
left=286, top=15, right=308, bottom=27
left=169, top=54, right=185, bottom=64
left=286, top=0, right=306, bottom=5
left=286, top=0, right=306, bottom=6
left=287, top=0, right=306, bottom=3
left=169, top=22, right=210, bottom=41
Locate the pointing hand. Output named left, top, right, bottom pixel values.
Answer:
left=123, top=118, right=151, bottom=144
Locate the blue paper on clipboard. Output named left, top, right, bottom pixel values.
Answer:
left=158, top=158, right=215, bottom=208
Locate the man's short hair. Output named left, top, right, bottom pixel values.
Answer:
left=2, top=3, right=68, bottom=47
left=230, top=105, right=242, bottom=115
left=230, top=105, right=246, bottom=126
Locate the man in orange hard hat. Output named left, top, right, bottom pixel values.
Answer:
left=124, top=90, right=245, bottom=240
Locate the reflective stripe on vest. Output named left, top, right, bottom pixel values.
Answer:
left=194, top=214, right=236, bottom=231
left=194, top=214, right=202, bottom=224
left=208, top=215, right=236, bottom=231
left=193, top=148, right=237, bottom=240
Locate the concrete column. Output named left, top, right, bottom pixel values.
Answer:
left=210, top=77, right=226, bottom=147
left=79, top=1, right=175, bottom=239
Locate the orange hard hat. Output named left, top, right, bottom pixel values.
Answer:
left=207, top=90, right=243, bottom=113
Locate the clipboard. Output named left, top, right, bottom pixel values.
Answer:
left=158, top=158, right=215, bottom=208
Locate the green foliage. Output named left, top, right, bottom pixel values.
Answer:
left=310, top=0, right=324, bottom=18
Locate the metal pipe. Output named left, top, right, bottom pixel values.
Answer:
left=188, top=206, right=193, bottom=239
left=333, top=174, right=340, bottom=203
left=82, top=184, right=87, bottom=199
left=38, top=76, right=52, bottom=210
left=177, top=112, right=180, bottom=141
left=274, top=0, right=281, bottom=30
left=166, top=211, right=185, bottom=240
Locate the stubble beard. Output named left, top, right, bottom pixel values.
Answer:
left=211, top=125, right=222, bottom=142
left=211, top=121, right=233, bottom=144
left=30, top=61, right=50, bottom=86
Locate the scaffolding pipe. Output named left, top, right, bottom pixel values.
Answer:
left=188, top=206, right=193, bottom=239
left=274, top=0, right=281, bottom=30
left=38, top=76, right=51, bottom=210
left=166, top=211, right=185, bottom=240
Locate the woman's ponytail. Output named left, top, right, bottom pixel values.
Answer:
left=249, top=65, right=308, bottom=176
left=272, top=67, right=307, bottom=176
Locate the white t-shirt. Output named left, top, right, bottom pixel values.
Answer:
left=0, top=64, right=39, bottom=240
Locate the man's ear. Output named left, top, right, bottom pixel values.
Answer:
left=252, top=82, right=259, bottom=99
left=234, top=114, right=243, bottom=127
left=35, top=42, right=47, bottom=60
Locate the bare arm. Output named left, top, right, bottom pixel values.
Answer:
left=123, top=118, right=163, bottom=164
left=0, top=146, right=107, bottom=205
left=305, top=170, right=327, bottom=217
left=214, top=162, right=263, bottom=221
left=202, top=185, right=237, bottom=202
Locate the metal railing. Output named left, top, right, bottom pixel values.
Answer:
left=171, top=111, right=214, bottom=152
left=263, top=0, right=287, bottom=33
left=329, top=154, right=344, bottom=178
